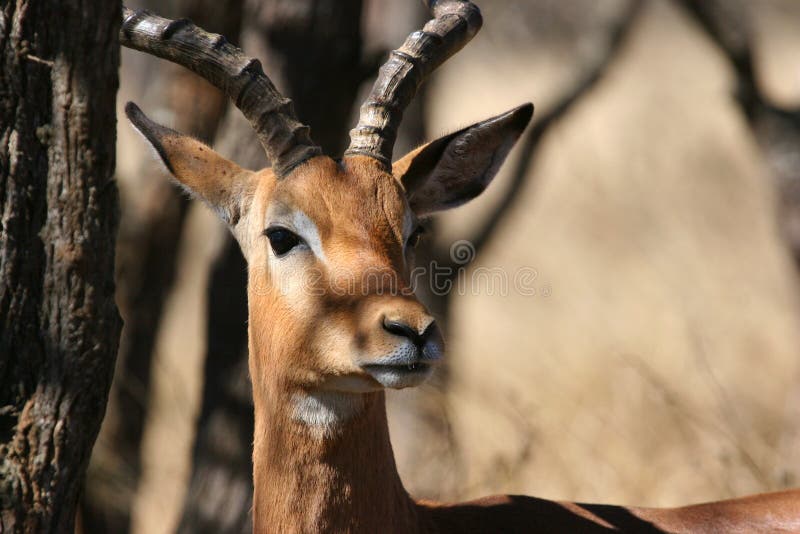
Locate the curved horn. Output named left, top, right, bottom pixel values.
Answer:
left=345, top=0, right=482, bottom=168
left=120, top=7, right=321, bottom=178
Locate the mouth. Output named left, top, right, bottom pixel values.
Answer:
left=362, top=362, right=433, bottom=389
left=360, top=354, right=436, bottom=389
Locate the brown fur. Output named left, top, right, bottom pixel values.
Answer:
left=242, top=156, right=429, bottom=532
left=127, top=104, right=800, bottom=533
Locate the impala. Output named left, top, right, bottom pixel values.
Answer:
left=120, top=1, right=800, bottom=532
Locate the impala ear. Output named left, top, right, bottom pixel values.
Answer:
left=125, top=102, right=253, bottom=225
left=393, top=103, right=533, bottom=216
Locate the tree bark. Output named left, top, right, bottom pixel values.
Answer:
left=0, top=1, right=122, bottom=532
left=177, top=1, right=368, bottom=531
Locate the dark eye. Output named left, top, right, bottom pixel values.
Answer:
left=407, top=226, right=425, bottom=249
left=265, top=227, right=301, bottom=256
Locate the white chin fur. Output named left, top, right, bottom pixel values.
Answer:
left=291, top=390, right=363, bottom=433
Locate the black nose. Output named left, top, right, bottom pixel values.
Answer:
left=382, top=318, right=433, bottom=347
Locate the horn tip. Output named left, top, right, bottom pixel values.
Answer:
left=503, top=102, right=534, bottom=131
left=124, top=101, right=146, bottom=124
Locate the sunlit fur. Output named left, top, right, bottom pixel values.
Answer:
left=241, top=156, right=436, bottom=394
left=236, top=155, right=438, bottom=532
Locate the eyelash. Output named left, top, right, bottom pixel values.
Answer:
left=264, top=224, right=422, bottom=256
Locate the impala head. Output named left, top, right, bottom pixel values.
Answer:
left=123, top=0, right=531, bottom=401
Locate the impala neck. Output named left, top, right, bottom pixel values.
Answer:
left=251, top=376, right=420, bottom=532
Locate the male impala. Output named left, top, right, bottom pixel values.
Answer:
left=121, top=1, right=800, bottom=532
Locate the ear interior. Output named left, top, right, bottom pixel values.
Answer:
left=394, top=103, right=533, bottom=216
left=125, top=101, right=252, bottom=225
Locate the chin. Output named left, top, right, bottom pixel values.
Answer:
left=360, top=362, right=434, bottom=389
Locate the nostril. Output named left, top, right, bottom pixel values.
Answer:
left=382, top=318, right=422, bottom=345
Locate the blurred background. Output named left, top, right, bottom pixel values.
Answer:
left=81, top=0, right=800, bottom=532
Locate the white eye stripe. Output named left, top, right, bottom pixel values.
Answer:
left=265, top=208, right=328, bottom=264
left=291, top=210, right=327, bottom=264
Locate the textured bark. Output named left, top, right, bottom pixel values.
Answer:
left=177, top=1, right=368, bottom=531
left=81, top=1, right=244, bottom=532
left=0, top=1, right=122, bottom=532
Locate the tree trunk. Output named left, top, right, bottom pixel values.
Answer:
left=177, top=1, right=367, bottom=531
left=0, top=1, right=122, bottom=532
